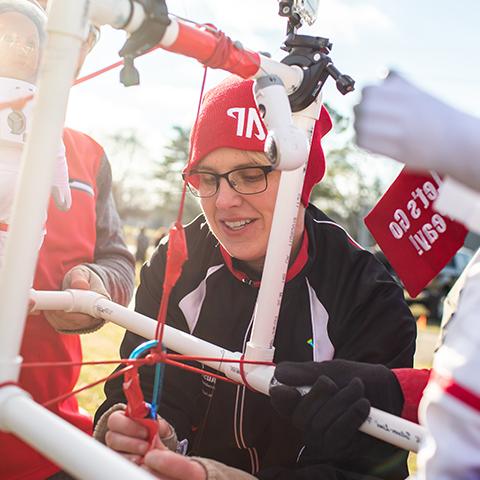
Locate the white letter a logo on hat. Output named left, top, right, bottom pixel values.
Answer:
left=227, top=107, right=266, bottom=140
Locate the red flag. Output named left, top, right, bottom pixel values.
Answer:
left=365, top=169, right=468, bottom=297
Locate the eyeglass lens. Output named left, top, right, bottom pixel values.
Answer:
left=188, top=167, right=269, bottom=197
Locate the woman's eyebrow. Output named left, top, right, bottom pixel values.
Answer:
left=196, top=162, right=258, bottom=173
left=193, top=165, right=217, bottom=173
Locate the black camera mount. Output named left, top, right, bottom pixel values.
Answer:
left=281, top=33, right=355, bottom=112
left=118, top=0, right=170, bottom=86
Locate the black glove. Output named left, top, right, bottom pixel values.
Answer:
left=270, top=360, right=405, bottom=466
left=272, top=359, right=404, bottom=416
left=271, top=374, right=369, bottom=460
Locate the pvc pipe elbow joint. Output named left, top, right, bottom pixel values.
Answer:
left=265, top=126, right=310, bottom=171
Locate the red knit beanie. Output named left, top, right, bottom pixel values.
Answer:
left=187, top=76, right=332, bottom=206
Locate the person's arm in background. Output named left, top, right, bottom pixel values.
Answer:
left=45, top=155, right=135, bottom=333
left=84, top=156, right=135, bottom=306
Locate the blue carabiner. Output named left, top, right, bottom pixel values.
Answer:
left=128, top=339, right=164, bottom=419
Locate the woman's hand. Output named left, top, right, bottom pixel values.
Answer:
left=44, top=265, right=109, bottom=333
left=105, top=410, right=172, bottom=465
left=142, top=449, right=206, bottom=480
left=105, top=410, right=206, bottom=479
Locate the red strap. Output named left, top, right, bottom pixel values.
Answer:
left=154, top=221, right=188, bottom=344
left=123, top=368, right=159, bottom=447
left=0, top=223, right=8, bottom=232
left=432, top=370, right=480, bottom=412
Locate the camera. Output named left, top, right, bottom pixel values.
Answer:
left=278, top=0, right=320, bottom=26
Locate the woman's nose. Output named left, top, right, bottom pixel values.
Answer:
left=215, top=177, right=242, bottom=209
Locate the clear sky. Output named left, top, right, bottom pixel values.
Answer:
left=65, top=0, right=480, bottom=178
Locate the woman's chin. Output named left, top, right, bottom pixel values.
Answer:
left=225, top=246, right=264, bottom=269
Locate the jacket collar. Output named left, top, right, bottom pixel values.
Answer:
left=219, top=230, right=310, bottom=287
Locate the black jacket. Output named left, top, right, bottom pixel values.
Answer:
left=96, top=206, right=416, bottom=479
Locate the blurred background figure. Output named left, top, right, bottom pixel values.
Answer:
left=0, top=0, right=71, bottom=270
left=135, top=226, right=149, bottom=264
left=154, top=225, right=167, bottom=247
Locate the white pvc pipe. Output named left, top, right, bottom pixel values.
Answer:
left=157, top=17, right=303, bottom=92
left=0, top=386, right=154, bottom=480
left=31, top=290, right=426, bottom=452
left=31, top=290, right=266, bottom=391
left=159, top=16, right=180, bottom=48
left=0, top=0, right=87, bottom=383
left=89, top=0, right=146, bottom=33
left=256, top=58, right=304, bottom=94
left=362, top=407, right=424, bottom=453
left=244, top=97, right=322, bottom=364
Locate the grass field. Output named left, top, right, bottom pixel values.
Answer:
left=77, top=322, right=125, bottom=415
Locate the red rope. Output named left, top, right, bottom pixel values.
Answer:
left=239, top=354, right=257, bottom=392
left=74, top=44, right=163, bottom=86
left=0, top=42, right=166, bottom=113
left=36, top=349, right=274, bottom=407
left=74, top=60, right=125, bottom=86
left=166, top=353, right=274, bottom=367
left=21, top=354, right=273, bottom=370
left=20, top=358, right=154, bottom=368
left=163, top=357, right=237, bottom=385
left=43, top=365, right=135, bottom=408
left=153, top=66, right=209, bottom=349
left=202, top=26, right=236, bottom=69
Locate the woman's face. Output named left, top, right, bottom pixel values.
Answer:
left=198, top=147, right=304, bottom=273
left=0, top=12, right=40, bottom=82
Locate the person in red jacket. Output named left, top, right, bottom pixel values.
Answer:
left=0, top=2, right=135, bottom=479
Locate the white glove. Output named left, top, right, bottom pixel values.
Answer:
left=51, top=140, right=71, bottom=211
left=354, top=72, right=480, bottom=192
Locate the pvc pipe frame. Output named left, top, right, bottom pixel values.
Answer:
left=30, top=290, right=426, bottom=453
left=0, top=386, right=154, bottom=480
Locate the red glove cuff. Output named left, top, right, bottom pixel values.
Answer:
left=392, top=368, right=431, bottom=423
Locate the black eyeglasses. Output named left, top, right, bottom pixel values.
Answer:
left=183, top=165, right=273, bottom=198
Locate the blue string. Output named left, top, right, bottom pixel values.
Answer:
left=128, top=339, right=165, bottom=419
left=150, top=360, right=165, bottom=419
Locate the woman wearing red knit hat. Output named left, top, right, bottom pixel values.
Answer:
left=95, top=77, right=416, bottom=480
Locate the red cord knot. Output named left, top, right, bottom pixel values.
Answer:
left=239, top=355, right=256, bottom=392
left=144, top=351, right=165, bottom=365
left=201, top=24, right=238, bottom=70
